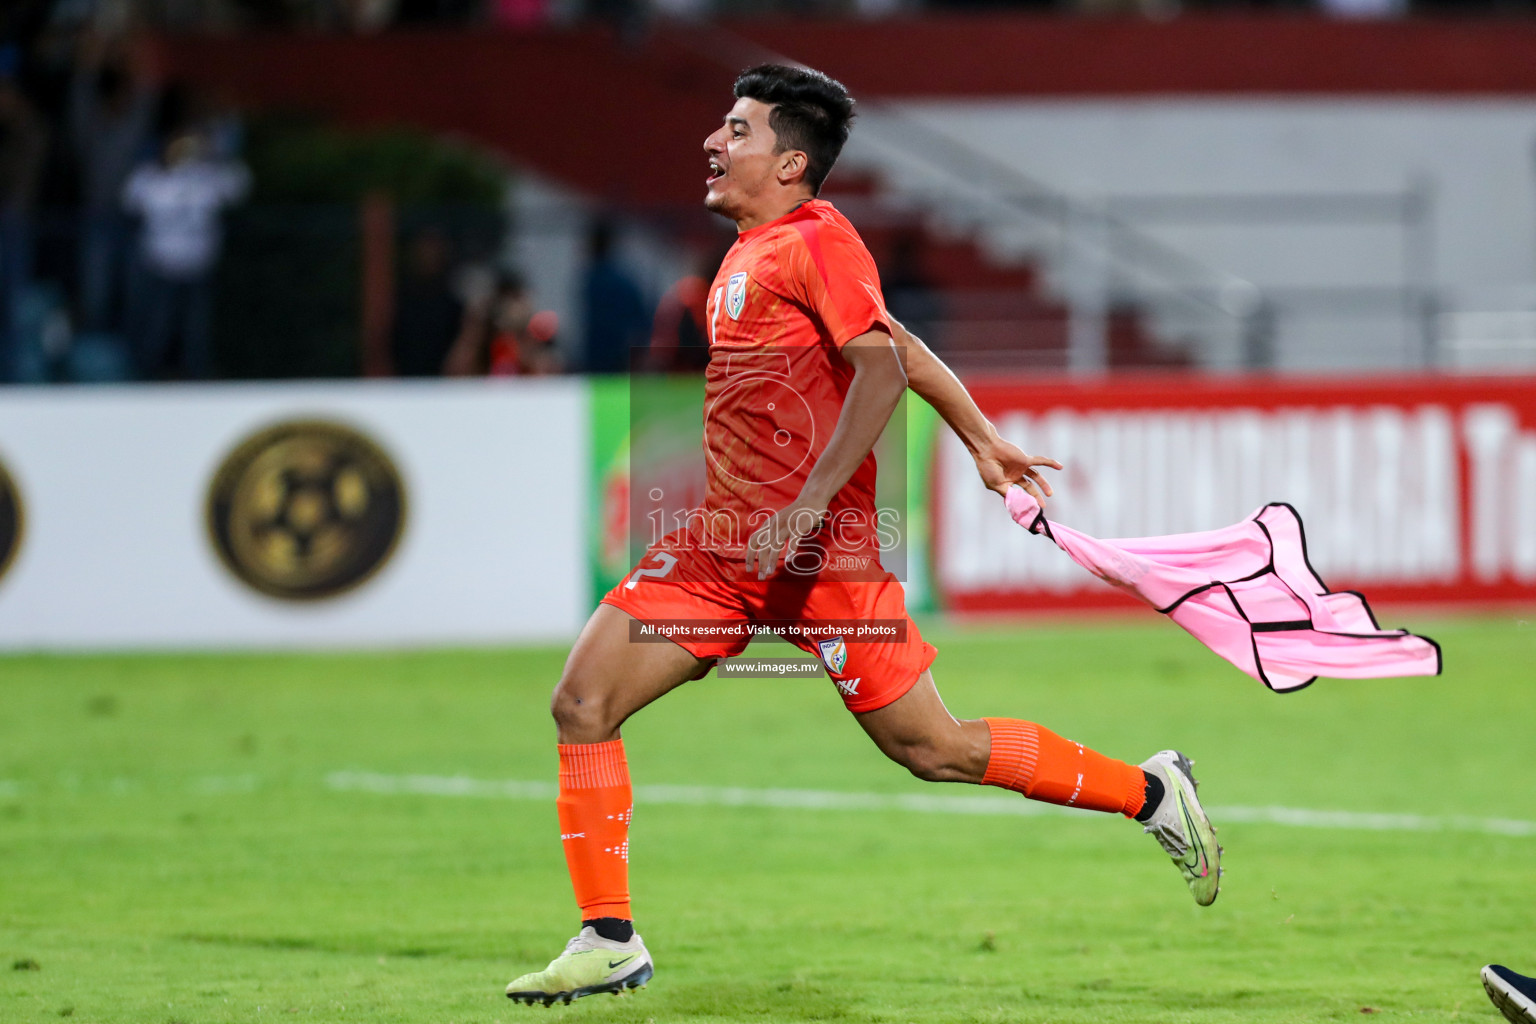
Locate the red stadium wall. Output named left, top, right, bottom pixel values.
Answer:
left=740, top=15, right=1536, bottom=97
left=155, top=16, right=1536, bottom=207
left=933, top=374, right=1536, bottom=613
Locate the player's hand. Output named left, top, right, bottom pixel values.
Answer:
left=974, top=439, right=1062, bottom=504
left=745, top=502, right=827, bottom=580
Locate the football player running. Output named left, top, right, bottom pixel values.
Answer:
left=507, top=64, right=1221, bottom=1007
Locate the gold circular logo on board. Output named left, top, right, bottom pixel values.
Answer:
left=207, top=420, right=407, bottom=601
left=0, top=457, right=23, bottom=586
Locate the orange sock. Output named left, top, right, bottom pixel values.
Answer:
left=557, top=740, right=633, bottom=921
left=981, top=718, right=1146, bottom=818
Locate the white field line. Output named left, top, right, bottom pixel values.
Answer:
left=192, top=774, right=261, bottom=795
left=324, top=771, right=1536, bottom=838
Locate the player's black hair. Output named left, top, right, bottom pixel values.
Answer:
left=732, top=64, right=855, bottom=197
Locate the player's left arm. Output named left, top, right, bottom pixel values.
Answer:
left=744, top=330, right=907, bottom=580
left=894, top=318, right=1062, bottom=501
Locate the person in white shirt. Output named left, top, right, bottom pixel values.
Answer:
left=122, top=130, right=249, bottom=380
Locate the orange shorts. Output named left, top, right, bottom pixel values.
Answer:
left=601, top=544, right=937, bottom=714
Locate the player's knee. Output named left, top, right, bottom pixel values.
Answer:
left=549, top=679, right=617, bottom=741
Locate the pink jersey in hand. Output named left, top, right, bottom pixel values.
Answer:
left=1003, top=486, right=1441, bottom=691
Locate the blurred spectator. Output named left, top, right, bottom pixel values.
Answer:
left=395, top=0, right=483, bottom=24
left=122, top=128, right=250, bottom=379
left=157, top=78, right=245, bottom=162
left=588, top=0, right=648, bottom=39
left=488, top=0, right=550, bottom=28
left=884, top=229, right=942, bottom=350
left=646, top=245, right=715, bottom=372
left=1318, top=0, right=1405, bottom=16
left=391, top=225, right=462, bottom=376
left=130, top=0, right=246, bottom=31
left=0, top=49, right=48, bottom=382
left=444, top=269, right=562, bottom=376
left=69, top=32, right=157, bottom=337
left=336, top=0, right=401, bottom=32
left=1065, top=0, right=1174, bottom=16
left=580, top=218, right=650, bottom=373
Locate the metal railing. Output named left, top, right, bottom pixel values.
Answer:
left=1106, top=182, right=1440, bottom=371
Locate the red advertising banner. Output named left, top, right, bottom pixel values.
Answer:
left=934, top=375, right=1536, bottom=613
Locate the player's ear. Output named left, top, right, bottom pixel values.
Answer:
left=777, top=149, right=808, bottom=188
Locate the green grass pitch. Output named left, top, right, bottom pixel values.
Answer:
left=2, top=614, right=1532, bottom=1023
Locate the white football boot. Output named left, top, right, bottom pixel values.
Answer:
left=506, top=927, right=653, bottom=1006
left=1483, top=964, right=1536, bottom=1024
left=1139, top=750, right=1223, bottom=906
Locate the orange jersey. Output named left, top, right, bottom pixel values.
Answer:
left=699, top=199, right=891, bottom=570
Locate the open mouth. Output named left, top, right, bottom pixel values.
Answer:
left=707, top=160, right=725, bottom=185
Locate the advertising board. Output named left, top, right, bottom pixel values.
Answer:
left=936, top=375, right=1536, bottom=612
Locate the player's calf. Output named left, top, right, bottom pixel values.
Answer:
left=884, top=732, right=983, bottom=783
left=853, top=676, right=991, bottom=784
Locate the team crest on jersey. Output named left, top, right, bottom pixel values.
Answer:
left=726, top=272, right=748, bottom=320
left=817, top=636, right=848, bottom=675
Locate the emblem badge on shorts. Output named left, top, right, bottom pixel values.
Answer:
left=817, top=636, right=848, bottom=675
left=726, top=272, right=748, bottom=320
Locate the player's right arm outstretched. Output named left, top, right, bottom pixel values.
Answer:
left=892, top=320, right=1063, bottom=502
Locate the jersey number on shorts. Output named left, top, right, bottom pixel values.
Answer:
left=624, top=551, right=678, bottom=590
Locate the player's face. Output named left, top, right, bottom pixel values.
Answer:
left=703, top=97, right=792, bottom=226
